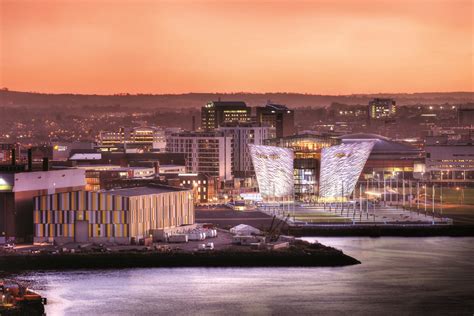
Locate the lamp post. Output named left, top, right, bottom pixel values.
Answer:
left=417, top=181, right=420, bottom=213
left=341, top=180, right=344, bottom=215
left=409, top=179, right=412, bottom=208
left=395, top=171, right=399, bottom=206
left=432, top=184, right=435, bottom=221
left=366, top=180, right=369, bottom=220
left=440, top=184, right=443, bottom=216
left=424, top=184, right=427, bottom=216
left=402, top=173, right=405, bottom=207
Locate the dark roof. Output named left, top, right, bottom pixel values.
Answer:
left=212, top=101, right=248, bottom=108
left=340, top=133, right=390, bottom=141
left=340, top=133, right=420, bottom=153
left=266, top=103, right=289, bottom=111
left=106, top=185, right=189, bottom=197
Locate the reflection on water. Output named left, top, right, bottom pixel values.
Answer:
left=17, top=237, right=474, bottom=315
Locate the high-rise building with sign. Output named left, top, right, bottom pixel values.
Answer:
left=201, top=101, right=251, bottom=131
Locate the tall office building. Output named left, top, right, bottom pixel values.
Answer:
left=201, top=101, right=251, bottom=131
left=218, top=124, right=275, bottom=178
left=255, top=103, right=295, bottom=138
left=166, top=131, right=233, bottom=181
left=368, top=98, right=396, bottom=119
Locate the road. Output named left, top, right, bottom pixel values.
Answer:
left=196, top=206, right=288, bottom=231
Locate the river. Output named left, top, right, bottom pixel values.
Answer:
left=16, top=237, right=474, bottom=315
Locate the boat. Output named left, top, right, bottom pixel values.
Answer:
left=0, top=280, right=46, bottom=315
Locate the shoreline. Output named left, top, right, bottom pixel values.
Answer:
left=289, top=224, right=474, bottom=237
left=0, top=243, right=360, bottom=273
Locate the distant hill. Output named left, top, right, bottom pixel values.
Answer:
left=0, top=89, right=472, bottom=109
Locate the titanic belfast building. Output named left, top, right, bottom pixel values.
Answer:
left=254, top=133, right=423, bottom=202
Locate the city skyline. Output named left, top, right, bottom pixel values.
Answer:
left=1, top=0, right=472, bottom=95
left=1, top=1, right=473, bottom=315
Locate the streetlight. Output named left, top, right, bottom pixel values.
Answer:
left=424, top=184, right=427, bottom=215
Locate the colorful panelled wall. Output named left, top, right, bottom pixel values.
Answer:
left=34, top=189, right=194, bottom=241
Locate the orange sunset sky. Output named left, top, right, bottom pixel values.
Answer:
left=0, top=0, right=472, bottom=95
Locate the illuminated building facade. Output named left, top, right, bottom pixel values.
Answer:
left=78, top=165, right=156, bottom=191
left=218, top=124, right=275, bottom=178
left=201, top=101, right=251, bottom=131
left=248, top=145, right=294, bottom=200
left=340, top=133, right=423, bottom=180
left=52, top=142, right=94, bottom=161
left=319, top=142, right=374, bottom=200
left=265, top=133, right=340, bottom=200
left=368, top=98, right=396, bottom=119
left=166, top=131, right=232, bottom=181
left=425, top=137, right=474, bottom=183
left=33, top=185, right=194, bottom=244
left=97, top=127, right=166, bottom=152
left=168, top=173, right=217, bottom=204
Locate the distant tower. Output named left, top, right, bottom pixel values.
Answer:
left=192, top=116, right=196, bottom=131
left=368, top=98, right=396, bottom=119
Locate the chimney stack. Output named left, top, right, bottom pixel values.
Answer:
left=11, top=148, right=16, bottom=166
left=42, top=157, right=49, bottom=171
left=28, top=148, right=33, bottom=171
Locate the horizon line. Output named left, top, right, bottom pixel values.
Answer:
left=2, top=88, right=473, bottom=98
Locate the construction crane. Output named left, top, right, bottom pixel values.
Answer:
left=266, top=214, right=290, bottom=242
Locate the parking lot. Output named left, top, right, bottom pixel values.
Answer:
left=196, top=205, right=288, bottom=231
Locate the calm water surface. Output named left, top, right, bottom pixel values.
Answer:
left=17, top=237, right=474, bottom=315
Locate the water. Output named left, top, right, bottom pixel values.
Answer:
left=16, top=237, right=474, bottom=315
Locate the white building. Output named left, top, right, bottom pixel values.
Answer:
left=218, top=124, right=275, bottom=177
left=158, top=164, right=187, bottom=174
left=319, top=142, right=374, bottom=200
left=248, top=145, right=294, bottom=200
left=425, top=137, right=474, bottom=183
left=166, top=131, right=232, bottom=181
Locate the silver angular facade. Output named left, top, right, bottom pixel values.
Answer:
left=248, top=145, right=294, bottom=199
left=319, top=142, right=374, bottom=199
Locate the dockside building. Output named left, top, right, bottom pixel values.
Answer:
left=33, top=185, right=194, bottom=244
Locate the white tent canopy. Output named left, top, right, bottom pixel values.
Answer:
left=230, top=224, right=261, bottom=236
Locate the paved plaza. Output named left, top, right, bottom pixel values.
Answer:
left=259, top=203, right=453, bottom=226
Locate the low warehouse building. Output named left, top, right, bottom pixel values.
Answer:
left=33, top=185, right=194, bottom=244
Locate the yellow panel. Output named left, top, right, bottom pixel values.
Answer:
left=41, top=196, right=46, bottom=211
